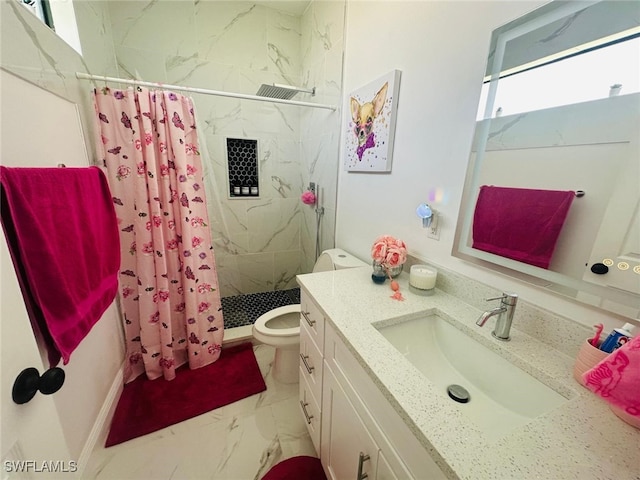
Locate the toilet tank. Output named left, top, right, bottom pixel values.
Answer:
left=312, top=248, right=368, bottom=273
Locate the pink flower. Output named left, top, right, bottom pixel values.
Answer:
left=122, top=286, right=134, bottom=298
left=159, top=142, right=167, bottom=153
left=129, top=241, right=136, bottom=255
left=371, top=240, right=387, bottom=264
left=192, top=236, right=203, bottom=248
left=208, top=344, right=222, bottom=355
left=135, top=139, right=142, bottom=150
left=175, top=302, right=186, bottom=313
left=166, top=238, right=178, bottom=250
left=153, top=215, right=162, bottom=227
left=145, top=221, right=152, bottom=231
left=160, top=164, right=170, bottom=176
left=142, top=242, right=154, bottom=255
left=198, top=301, right=210, bottom=313
left=197, top=283, right=212, bottom=294
left=137, top=162, right=145, bottom=175
left=153, top=290, right=170, bottom=303
left=168, top=220, right=176, bottom=230
left=190, top=216, right=205, bottom=227
left=149, top=311, right=160, bottom=323
left=185, top=144, right=198, bottom=155
left=144, top=132, right=153, bottom=145
left=159, top=357, right=175, bottom=369
left=116, top=165, right=131, bottom=180
left=186, top=164, right=196, bottom=176
left=371, top=235, right=407, bottom=268
left=129, top=352, right=142, bottom=364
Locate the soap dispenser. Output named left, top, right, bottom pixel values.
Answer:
left=600, top=323, right=635, bottom=353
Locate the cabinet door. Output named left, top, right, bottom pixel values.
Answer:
left=300, top=292, right=325, bottom=351
left=299, top=375, right=322, bottom=454
left=300, top=320, right=323, bottom=404
left=376, top=451, right=405, bottom=480
left=321, top=367, right=379, bottom=480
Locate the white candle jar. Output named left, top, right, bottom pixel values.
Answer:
left=409, top=265, right=437, bottom=295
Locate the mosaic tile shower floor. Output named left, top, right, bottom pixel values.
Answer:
left=221, top=288, right=300, bottom=329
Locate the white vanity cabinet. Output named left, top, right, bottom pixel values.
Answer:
left=299, top=291, right=446, bottom=480
left=299, top=293, right=326, bottom=453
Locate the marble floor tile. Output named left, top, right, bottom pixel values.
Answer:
left=84, top=344, right=316, bottom=480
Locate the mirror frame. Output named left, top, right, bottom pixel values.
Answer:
left=453, top=0, right=640, bottom=320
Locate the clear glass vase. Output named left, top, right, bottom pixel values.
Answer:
left=372, top=261, right=403, bottom=279
left=388, top=263, right=403, bottom=278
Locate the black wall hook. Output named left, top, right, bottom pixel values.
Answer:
left=12, top=367, right=65, bottom=404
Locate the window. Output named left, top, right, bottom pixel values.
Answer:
left=477, top=34, right=639, bottom=120
left=18, top=0, right=82, bottom=55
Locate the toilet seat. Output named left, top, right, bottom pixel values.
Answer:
left=253, top=304, right=301, bottom=338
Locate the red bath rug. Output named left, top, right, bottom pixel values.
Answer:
left=105, top=342, right=266, bottom=447
left=263, top=456, right=326, bottom=480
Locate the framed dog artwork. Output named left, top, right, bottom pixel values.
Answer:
left=344, top=70, right=401, bottom=172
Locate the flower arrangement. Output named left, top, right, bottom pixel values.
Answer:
left=371, top=235, right=407, bottom=301
left=371, top=235, right=407, bottom=269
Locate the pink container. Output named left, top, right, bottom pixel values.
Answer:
left=573, top=338, right=640, bottom=429
left=572, top=339, right=608, bottom=386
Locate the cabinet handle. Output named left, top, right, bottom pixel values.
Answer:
left=357, top=452, right=370, bottom=480
left=300, top=353, right=315, bottom=374
left=300, top=400, right=314, bottom=424
left=301, top=310, right=316, bottom=327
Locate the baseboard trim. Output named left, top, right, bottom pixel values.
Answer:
left=76, top=362, right=124, bottom=478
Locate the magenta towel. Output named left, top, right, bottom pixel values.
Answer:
left=0, top=166, right=120, bottom=366
left=472, top=186, right=575, bottom=269
left=582, top=335, right=640, bottom=417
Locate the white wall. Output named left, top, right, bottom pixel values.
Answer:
left=336, top=0, right=631, bottom=331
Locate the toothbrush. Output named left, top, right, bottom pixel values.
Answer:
left=589, top=323, right=604, bottom=347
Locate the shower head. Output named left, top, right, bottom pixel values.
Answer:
left=256, top=83, right=315, bottom=100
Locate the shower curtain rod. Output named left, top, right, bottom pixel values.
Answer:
left=75, top=72, right=337, bottom=111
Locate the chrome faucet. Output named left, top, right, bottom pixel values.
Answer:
left=476, top=292, right=518, bottom=341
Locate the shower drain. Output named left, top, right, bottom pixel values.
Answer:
left=447, top=384, right=470, bottom=403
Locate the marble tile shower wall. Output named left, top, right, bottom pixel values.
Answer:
left=0, top=0, right=120, bottom=155
left=106, top=0, right=345, bottom=296
left=299, top=1, right=346, bottom=273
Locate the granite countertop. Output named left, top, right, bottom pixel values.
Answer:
left=296, top=267, right=640, bottom=480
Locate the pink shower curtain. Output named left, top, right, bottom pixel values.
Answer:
left=93, top=86, right=224, bottom=383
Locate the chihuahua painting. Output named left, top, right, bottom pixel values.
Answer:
left=345, top=70, right=401, bottom=172
left=351, top=82, right=388, bottom=161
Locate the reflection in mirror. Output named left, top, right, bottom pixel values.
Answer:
left=453, top=0, right=640, bottom=320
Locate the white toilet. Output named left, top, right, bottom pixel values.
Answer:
left=252, top=248, right=367, bottom=383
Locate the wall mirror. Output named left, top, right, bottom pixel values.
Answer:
left=453, top=0, right=640, bottom=320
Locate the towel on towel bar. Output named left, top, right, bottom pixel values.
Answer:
left=472, top=186, right=575, bottom=269
left=0, top=166, right=120, bottom=366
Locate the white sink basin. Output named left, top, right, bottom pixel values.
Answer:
left=376, top=312, right=568, bottom=441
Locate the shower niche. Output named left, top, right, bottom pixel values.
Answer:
left=226, top=137, right=259, bottom=198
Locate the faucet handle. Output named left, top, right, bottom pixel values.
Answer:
left=485, top=292, right=518, bottom=305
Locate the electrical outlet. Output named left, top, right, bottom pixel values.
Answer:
left=427, top=215, right=440, bottom=240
